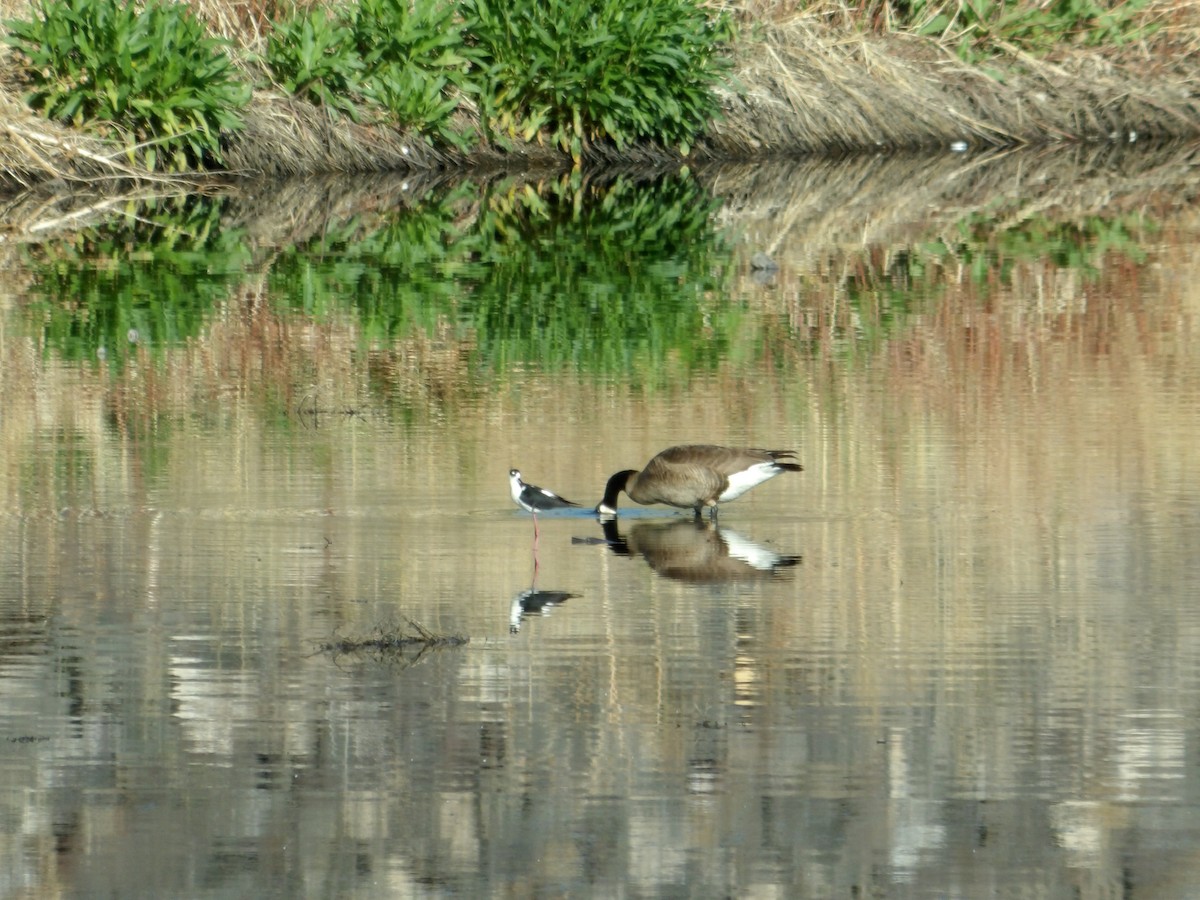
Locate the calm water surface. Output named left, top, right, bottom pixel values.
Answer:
left=2, top=148, right=1200, bottom=897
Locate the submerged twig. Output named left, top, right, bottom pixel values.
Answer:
left=315, top=617, right=469, bottom=661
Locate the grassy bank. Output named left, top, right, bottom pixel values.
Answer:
left=707, top=6, right=1200, bottom=155
left=0, top=0, right=1198, bottom=185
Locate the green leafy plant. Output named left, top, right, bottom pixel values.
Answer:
left=349, top=0, right=478, bottom=148
left=4, top=0, right=249, bottom=170
left=263, top=6, right=365, bottom=119
left=460, top=0, right=735, bottom=161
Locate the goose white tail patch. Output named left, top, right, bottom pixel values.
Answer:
left=719, top=462, right=782, bottom=502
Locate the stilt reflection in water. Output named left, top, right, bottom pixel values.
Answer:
left=509, top=584, right=579, bottom=633
left=509, top=551, right=580, bottom=633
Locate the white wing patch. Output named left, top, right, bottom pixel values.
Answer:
left=718, top=462, right=782, bottom=502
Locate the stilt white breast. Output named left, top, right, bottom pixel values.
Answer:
left=509, top=468, right=581, bottom=549
left=509, top=469, right=580, bottom=515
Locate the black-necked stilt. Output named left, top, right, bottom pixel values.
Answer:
left=509, top=469, right=581, bottom=545
left=597, top=518, right=801, bottom=583
left=595, top=444, right=802, bottom=521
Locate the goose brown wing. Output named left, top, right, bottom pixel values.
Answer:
left=664, top=444, right=797, bottom=471
left=630, top=452, right=727, bottom=507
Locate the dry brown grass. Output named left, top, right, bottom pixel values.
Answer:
left=0, top=80, right=175, bottom=188
left=703, top=12, right=1200, bottom=156
left=223, top=92, right=458, bottom=177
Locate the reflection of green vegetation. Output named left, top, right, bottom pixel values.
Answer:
left=19, top=173, right=739, bottom=387
left=270, top=173, right=740, bottom=384
left=462, top=174, right=734, bottom=381
left=20, top=196, right=251, bottom=363
left=909, top=210, right=1152, bottom=286
left=266, top=182, right=479, bottom=334
left=18, top=181, right=1158, bottom=389
left=834, top=210, right=1153, bottom=355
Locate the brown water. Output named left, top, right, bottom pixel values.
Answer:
left=3, top=149, right=1200, bottom=897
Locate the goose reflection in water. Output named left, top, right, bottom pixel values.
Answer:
left=589, top=518, right=801, bottom=584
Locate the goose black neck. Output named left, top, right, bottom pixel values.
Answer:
left=597, top=469, right=637, bottom=513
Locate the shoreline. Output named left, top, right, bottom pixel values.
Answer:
left=1, top=16, right=1199, bottom=188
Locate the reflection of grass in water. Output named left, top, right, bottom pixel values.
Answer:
left=269, top=172, right=740, bottom=386
left=926, top=210, right=1152, bottom=280
left=18, top=429, right=93, bottom=508
left=18, top=195, right=251, bottom=366
left=791, top=209, right=1158, bottom=364
left=14, top=172, right=1165, bottom=399
left=463, top=174, right=736, bottom=384
left=266, top=182, right=477, bottom=338
left=253, top=163, right=750, bottom=410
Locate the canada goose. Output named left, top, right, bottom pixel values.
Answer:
left=509, top=469, right=581, bottom=544
left=596, top=444, right=801, bottom=520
